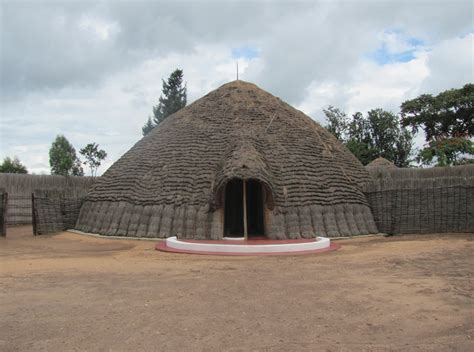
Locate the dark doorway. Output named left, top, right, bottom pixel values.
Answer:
left=223, top=179, right=264, bottom=237
left=224, top=179, right=243, bottom=236
left=246, top=179, right=264, bottom=236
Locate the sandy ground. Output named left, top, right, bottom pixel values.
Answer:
left=0, top=226, right=473, bottom=352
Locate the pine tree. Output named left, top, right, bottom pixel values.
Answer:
left=142, top=69, right=187, bottom=136
left=142, top=116, right=155, bottom=136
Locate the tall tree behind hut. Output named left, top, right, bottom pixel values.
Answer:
left=142, top=69, right=187, bottom=136
left=401, top=83, right=474, bottom=166
left=324, top=106, right=413, bottom=167
left=49, top=135, right=84, bottom=176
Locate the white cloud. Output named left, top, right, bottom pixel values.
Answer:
left=78, top=15, right=120, bottom=41
left=297, top=32, right=472, bottom=121
left=421, top=33, right=474, bottom=93
left=297, top=53, right=430, bottom=122
left=345, top=53, right=430, bottom=114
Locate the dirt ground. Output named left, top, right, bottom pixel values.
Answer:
left=1, top=227, right=473, bottom=351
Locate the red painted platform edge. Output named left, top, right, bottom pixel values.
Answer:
left=155, top=241, right=341, bottom=256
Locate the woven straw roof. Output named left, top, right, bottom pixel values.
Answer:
left=366, top=157, right=397, bottom=170
left=86, top=80, right=370, bottom=209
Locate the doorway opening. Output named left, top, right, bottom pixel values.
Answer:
left=223, top=179, right=264, bottom=238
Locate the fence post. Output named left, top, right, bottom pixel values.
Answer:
left=1, top=192, right=7, bottom=237
left=31, top=193, right=37, bottom=236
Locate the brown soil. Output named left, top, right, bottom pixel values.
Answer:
left=1, top=227, right=473, bottom=351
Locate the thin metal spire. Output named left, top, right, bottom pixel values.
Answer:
left=236, top=61, right=239, bottom=81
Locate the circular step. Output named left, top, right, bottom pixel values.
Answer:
left=156, top=236, right=339, bottom=256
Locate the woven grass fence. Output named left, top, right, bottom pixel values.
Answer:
left=367, top=164, right=474, bottom=179
left=363, top=165, right=474, bottom=234
left=32, top=189, right=87, bottom=235
left=0, top=173, right=95, bottom=226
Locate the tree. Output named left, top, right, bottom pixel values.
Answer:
left=323, top=107, right=413, bottom=167
left=0, top=156, right=28, bottom=174
left=142, top=69, right=187, bottom=136
left=49, top=135, right=84, bottom=176
left=323, top=106, right=348, bottom=141
left=401, top=83, right=474, bottom=166
left=417, top=138, right=473, bottom=167
left=345, top=111, right=377, bottom=165
left=79, top=143, right=107, bottom=177
left=142, top=116, right=155, bottom=136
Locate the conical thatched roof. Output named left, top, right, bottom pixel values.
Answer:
left=366, top=157, right=397, bottom=170
left=76, top=80, right=377, bottom=239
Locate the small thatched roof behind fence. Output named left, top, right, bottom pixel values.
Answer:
left=366, top=157, right=397, bottom=170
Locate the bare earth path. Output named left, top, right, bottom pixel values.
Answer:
left=1, top=226, right=473, bottom=351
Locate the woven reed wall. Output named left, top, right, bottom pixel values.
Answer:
left=33, top=189, right=86, bottom=235
left=367, top=164, right=474, bottom=180
left=364, top=166, right=474, bottom=234
left=0, top=174, right=95, bottom=225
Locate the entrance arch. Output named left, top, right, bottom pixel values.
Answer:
left=223, top=179, right=264, bottom=238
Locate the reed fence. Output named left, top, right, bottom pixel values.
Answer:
left=363, top=165, right=474, bottom=234
left=32, top=189, right=87, bottom=235
left=0, top=173, right=95, bottom=226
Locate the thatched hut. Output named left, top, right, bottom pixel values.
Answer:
left=75, top=80, right=378, bottom=239
left=366, top=157, right=397, bottom=170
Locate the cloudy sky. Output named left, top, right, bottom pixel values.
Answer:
left=1, top=0, right=473, bottom=175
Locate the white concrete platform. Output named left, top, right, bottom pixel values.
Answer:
left=163, top=236, right=331, bottom=254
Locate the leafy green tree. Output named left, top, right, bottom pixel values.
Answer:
left=49, top=135, right=84, bottom=176
left=142, top=69, right=187, bottom=136
left=345, top=112, right=377, bottom=165
left=366, top=109, right=413, bottom=167
left=0, top=156, right=28, bottom=174
left=323, top=108, right=413, bottom=167
left=401, top=83, right=474, bottom=166
left=79, top=143, right=107, bottom=176
left=417, top=138, right=474, bottom=166
left=323, top=106, right=348, bottom=141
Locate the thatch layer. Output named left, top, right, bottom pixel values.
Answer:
left=78, top=80, right=375, bottom=238
left=76, top=200, right=376, bottom=239
left=367, top=164, right=474, bottom=180
left=365, top=157, right=397, bottom=170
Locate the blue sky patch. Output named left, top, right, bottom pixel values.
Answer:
left=368, top=30, right=425, bottom=65
left=369, top=46, right=417, bottom=65
left=232, top=46, right=259, bottom=60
